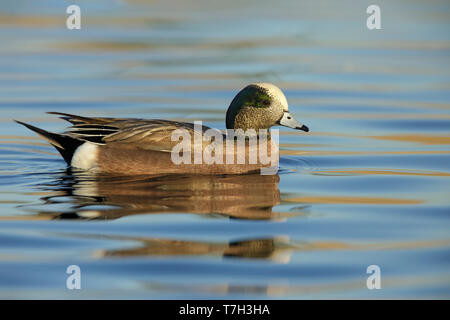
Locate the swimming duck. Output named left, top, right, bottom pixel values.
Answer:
left=16, top=83, right=309, bottom=175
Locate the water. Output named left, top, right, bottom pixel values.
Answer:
left=0, top=0, right=449, bottom=299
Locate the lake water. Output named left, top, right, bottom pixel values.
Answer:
left=0, top=0, right=449, bottom=299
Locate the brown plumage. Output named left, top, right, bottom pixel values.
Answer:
left=15, top=83, right=309, bottom=175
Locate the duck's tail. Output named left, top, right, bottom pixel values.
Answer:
left=15, top=120, right=84, bottom=165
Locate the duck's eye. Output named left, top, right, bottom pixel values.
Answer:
left=287, top=116, right=291, bottom=120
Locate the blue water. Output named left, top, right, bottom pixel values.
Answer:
left=0, top=0, right=449, bottom=299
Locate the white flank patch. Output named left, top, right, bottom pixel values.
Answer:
left=71, top=142, right=99, bottom=170
left=77, top=210, right=101, bottom=219
left=73, top=178, right=99, bottom=198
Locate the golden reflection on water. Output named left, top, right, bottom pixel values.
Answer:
left=0, top=13, right=177, bottom=29
left=282, top=150, right=450, bottom=156
left=314, top=169, right=450, bottom=177
left=284, top=195, right=422, bottom=205
left=94, top=235, right=450, bottom=263
left=371, top=134, right=450, bottom=145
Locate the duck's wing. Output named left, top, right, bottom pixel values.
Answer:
left=48, top=112, right=220, bottom=152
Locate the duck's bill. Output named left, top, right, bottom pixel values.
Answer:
left=279, top=112, right=309, bottom=132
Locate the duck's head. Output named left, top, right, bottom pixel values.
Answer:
left=226, top=83, right=309, bottom=132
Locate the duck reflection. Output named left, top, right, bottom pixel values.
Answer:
left=97, top=236, right=296, bottom=263
left=33, top=171, right=304, bottom=220
left=26, top=172, right=312, bottom=263
left=93, top=235, right=351, bottom=263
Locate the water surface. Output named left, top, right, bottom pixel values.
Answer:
left=0, top=0, right=449, bottom=299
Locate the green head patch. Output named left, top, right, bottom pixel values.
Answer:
left=226, top=85, right=272, bottom=129
left=239, top=86, right=271, bottom=108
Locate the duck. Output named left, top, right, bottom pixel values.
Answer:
left=15, top=83, right=309, bottom=175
